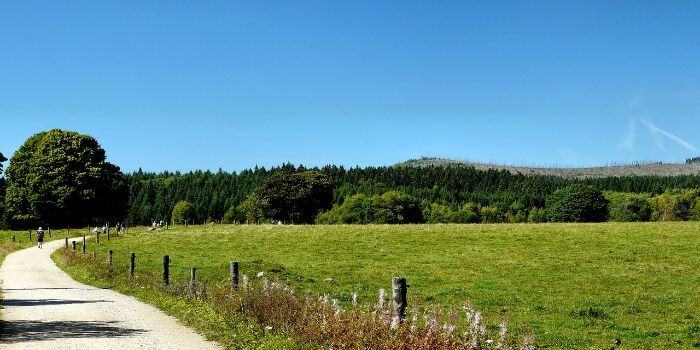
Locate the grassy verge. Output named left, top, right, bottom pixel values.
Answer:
left=53, top=244, right=306, bottom=349
left=53, top=223, right=700, bottom=349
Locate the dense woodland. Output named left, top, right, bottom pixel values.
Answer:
left=2, top=133, right=700, bottom=227
left=124, top=163, right=700, bottom=225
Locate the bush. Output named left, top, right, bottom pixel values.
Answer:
left=527, top=208, right=546, bottom=223
left=605, top=192, right=652, bottom=222
left=650, top=190, right=697, bottom=221
left=172, top=201, right=195, bottom=225
left=316, top=191, right=423, bottom=224
left=222, top=206, right=244, bottom=224
left=545, top=184, right=608, bottom=222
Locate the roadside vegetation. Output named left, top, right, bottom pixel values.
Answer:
left=52, top=223, right=700, bottom=348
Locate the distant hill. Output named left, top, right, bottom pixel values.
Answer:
left=398, top=157, right=700, bottom=179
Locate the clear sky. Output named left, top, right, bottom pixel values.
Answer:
left=1, top=1, right=699, bottom=172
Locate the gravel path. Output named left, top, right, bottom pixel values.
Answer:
left=0, top=238, right=222, bottom=350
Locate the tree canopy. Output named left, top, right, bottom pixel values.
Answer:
left=172, top=200, right=195, bottom=224
left=0, top=151, right=7, bottom=175
left=4, top=129, right=128, bottom=227
left=242, top=171, right=333, bottom=224
left=545, top=184, right=608, bottom=222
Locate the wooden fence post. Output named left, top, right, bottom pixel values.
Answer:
left=72, top=241, right=77, bottom=251
left=29, top=230, right=32, bottom=242
left=48, top=226, right=51, bottom=238
left=12, top=235, right=15, bottom=242
left=230, top=261, right=239, bottom=291
left=108, top=249, right=113, bottom=266
left=96, top=232, right=100, bottom=244
left=189, top=267, right=197, bottom=294
left=392, top=277, right=408, bottom=320
left=163, top=255, right=170, bottom=285
left=92, top=251, right=96, bottom=259
left=130, top=252, right=136, bottom=277
left=107, top=228, right=110, bottom=241
left=82, top=235, right=86, bottom=254
left=64, top=237, right=68, bottom=248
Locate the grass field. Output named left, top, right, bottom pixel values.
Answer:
left=41, top=223, right=700, bottom=348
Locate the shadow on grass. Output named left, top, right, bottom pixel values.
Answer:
left=0, top=320, right=147, bottom=343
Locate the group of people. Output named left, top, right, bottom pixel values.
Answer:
left=151, top=220, right=166, bottom=230
left=34, top=222, right=128, bottom=249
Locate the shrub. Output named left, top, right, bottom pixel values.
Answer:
left=172, top=200, right=195, bottom=225
left=222, top=206, right=244, bottom=224
left=545, top=184, right=608, bottom=222
left=650, top=190, right=697, bottom=221
left=527, top=208, right=546, bottom=223
left=605, top=192, right=652, bottom=222
left=317, top=191, right=424, bottom=224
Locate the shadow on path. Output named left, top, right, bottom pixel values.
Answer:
left=0, top=320, right=147, bottom=343
left=2, top=287, right=98, bottom=291
left=2, top=298, right=112, bottom=307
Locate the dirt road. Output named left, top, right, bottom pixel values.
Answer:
left=0, top=238, right=221, bottom=350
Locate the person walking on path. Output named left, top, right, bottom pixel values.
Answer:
left=35, top=226, right=45, bottom=249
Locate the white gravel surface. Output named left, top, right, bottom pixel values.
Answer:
left=0, top=238, right=222, bottom=350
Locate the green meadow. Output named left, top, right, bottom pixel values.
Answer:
left=33, top=223, right=700, bottom=348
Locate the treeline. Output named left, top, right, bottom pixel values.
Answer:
left=125, top=163, right=700, bottom=225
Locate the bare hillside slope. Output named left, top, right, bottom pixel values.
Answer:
left=399, top=157, right=700, bottom=179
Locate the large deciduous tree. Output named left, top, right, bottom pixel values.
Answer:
left=4, top=129, right=128, bottom=227
left=172, top=200, right=195, bottom=225
left=243, top=171, right=333, bottom=224
left=545, top=184, right=608, bottom=222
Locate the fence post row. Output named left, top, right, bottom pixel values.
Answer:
left=392, top=277, right=408, bottom=320
left=230, top=261, right=239, bottom=291
left=163, top=255, right=170, bottom=285
left=130, top=252, right=136, bottom=277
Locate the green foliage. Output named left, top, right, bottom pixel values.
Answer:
left=545, top=184, right=608, bottom=222
left=222, top=206, right=245, bottom=224
left=0, top=151, right=7, bottom=175
left=422, top=202, right=454, bottom=224
left=527, top=207, right=547, bottom=223
left=4, top=129, right=128, bottom=228
left=317, top=191, right=423, bottom=224
left=649, top=190, right=698, bottom=221
left=452, top=204, right=480, bottom=223
left=242, top=171, right=333, bottom=224
left=171, top=200, right=195, bottom=224
left=605, top=192, right=652, bottom=222
left=686, top=156, right=700, bottom=164
left=124, top=162, right=700, bottom=226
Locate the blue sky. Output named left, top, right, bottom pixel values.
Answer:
left=1, top=1, right=699, bottom=172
